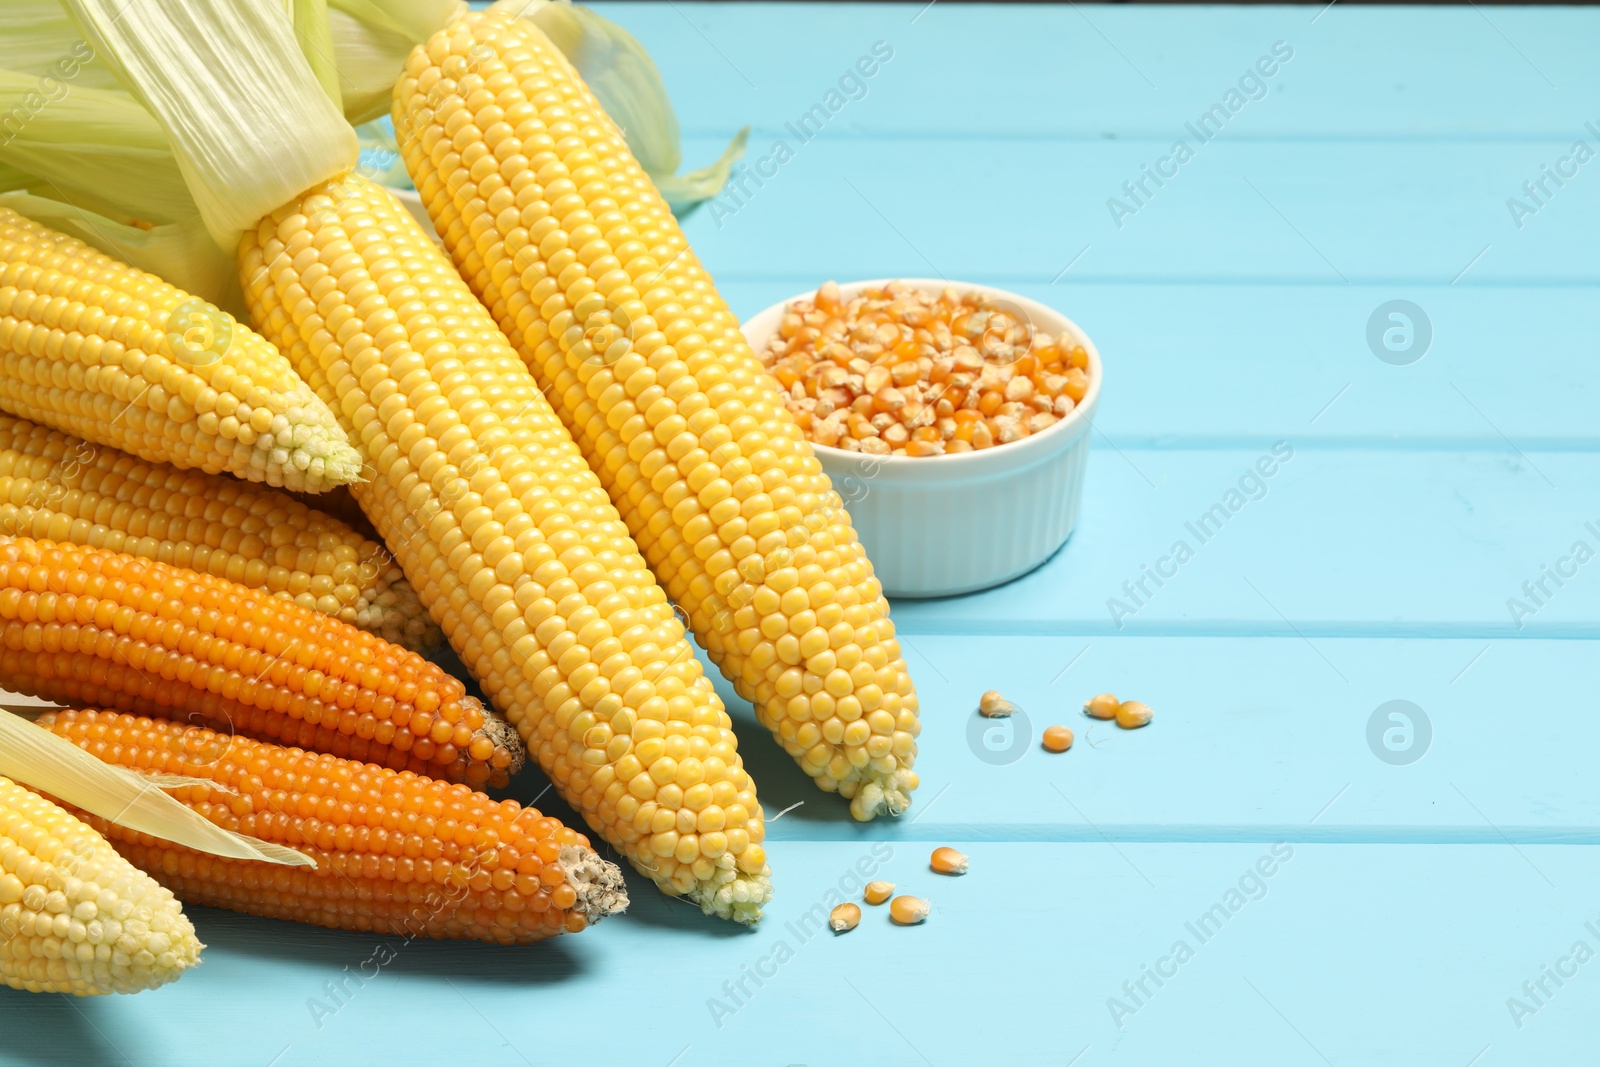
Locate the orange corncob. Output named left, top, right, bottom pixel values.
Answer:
left=38, top=709, right=627, bottom=941
left=0, top=538, right=523, bottom=787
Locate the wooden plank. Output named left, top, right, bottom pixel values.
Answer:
left=676, top=135, right=1600, bottom=285
left=683, top=635, right=1600, bottom=842
left=875, top=448, right=1600, bottom=635
left=3, top=842, right=1592, bottom=1067
left=597, top=2, right=1600, bottom=139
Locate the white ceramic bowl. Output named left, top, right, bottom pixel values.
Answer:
left=741, top=278, right=1102, bottom=599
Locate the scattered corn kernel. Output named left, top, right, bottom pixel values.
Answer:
left=758, top=281, right=1091, bottom=456
left=1116, top=701, right=1154, bottom=729
left=978, top=689, right=1016, bottom=717
left=930, top=846, right=969, bottom=874
left=1084, top=693, right=1120, bottom=720
left=830, top=902, right=862, bottom=933
left=864, top=880, right=895, bottom=905
left=890, top=895, right=930, bottom=925
left=1042, top=725, right=1075, bottom=752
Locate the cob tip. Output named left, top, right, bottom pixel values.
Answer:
left=689, top=868, right=774, bottom=926
left=474, top=705, right=527, bottom=779
left=847, top=769, right=920, bottom=822
left=560, top=846, right=629, bottom=925
left=278, top=423, right=365, bottom=493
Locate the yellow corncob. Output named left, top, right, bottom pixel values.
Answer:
left=0, top=774, right=201, bottom=995
left=0, top=411, right=438, bottom=650
left=396, top=14, right=921, bottom=819
left=0, top=207, right=361, bottom=492
left=237, top=176, right=772, bottom=920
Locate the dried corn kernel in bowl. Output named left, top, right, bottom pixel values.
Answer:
left=757, top=280, right=1093, bottom=456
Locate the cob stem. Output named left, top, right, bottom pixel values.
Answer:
left=560, top=845, right=629, bottom=926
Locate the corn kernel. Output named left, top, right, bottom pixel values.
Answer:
left=864, top=880, right=895, bottom=904
left=890, top=895, right=930, bottom=925
left=1042, top=725, right=1074, bottom=752
left=830, top=902, right=861, bottom=932
left=1116, top=701, right=1153, bottom=729
left=930, top=846, right=969, bottom=874
left=1084, top=693, right=1119, bottom=720
left=978, top=689, right=1016, bottom=718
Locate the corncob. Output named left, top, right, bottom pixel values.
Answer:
left=0, top=538, right=523, bottom=788
left=0, top=773, right=201, bottom=994
left=0, top=206, right=361, bottom=492
left=38, top=709, right=627, bottom=941
left=396, top=14, right=921, bottom=819
left=238, top=176, right=772, bottom=921
left=0, top=411, right=439, bottom=650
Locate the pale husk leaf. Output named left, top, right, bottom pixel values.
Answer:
left=0, top=711, right=312, bottom=868
left=61, top=0, right=358, bottom=250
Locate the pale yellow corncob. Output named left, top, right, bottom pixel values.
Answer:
left=0, top=410, right=437, bottom=650
left=0, top=207, right=361, bottom=492
left=396, top=14, right=921, bottom=819
left=0, top=774, right=201, bottom=995
left=237, top=175, right=772, bottom=921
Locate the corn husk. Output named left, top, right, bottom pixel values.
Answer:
left=62, top=0, right=357, bottom=251
left=0, top=0, right=121, bottom=91
left=0, top=66, right=246, bottom=318
left=327, top=0, right=465, bottom=124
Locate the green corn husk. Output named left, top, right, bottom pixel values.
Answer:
left=0, top=0, right=740, bottom=306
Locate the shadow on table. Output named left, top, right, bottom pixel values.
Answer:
left=191, top=905, right=588, bottom=984
left=0, top=992, right=128, bottom=1067
left=607, top=861, right=758, bottom=939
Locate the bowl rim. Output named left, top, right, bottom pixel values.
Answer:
left=740, top=277, right=1103, bottom=472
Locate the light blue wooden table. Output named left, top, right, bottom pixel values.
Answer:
left=7, top=3, right=1600, bottom=1064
